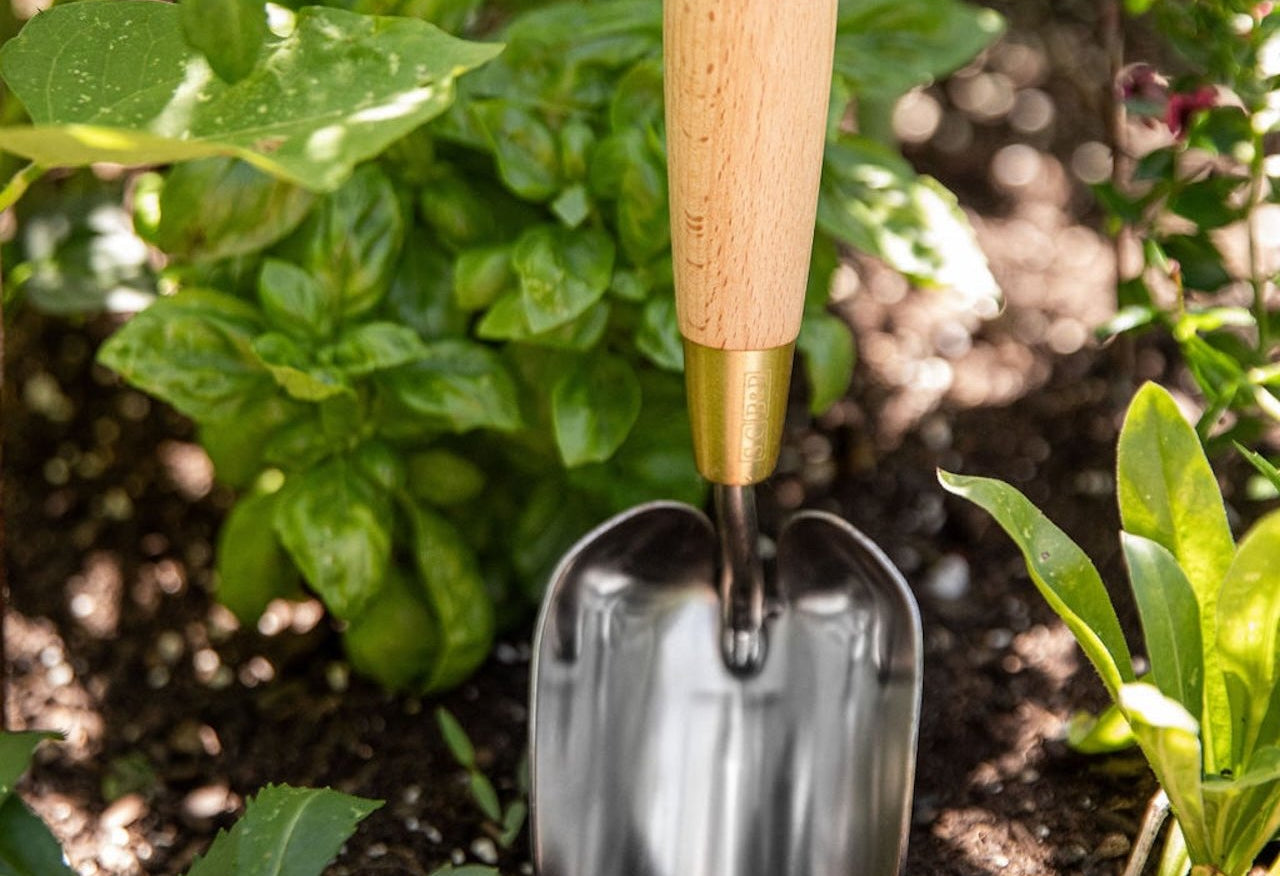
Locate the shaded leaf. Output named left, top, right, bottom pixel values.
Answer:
left=327, top=323, right=431, bottom=377
left=0, top=3, right=502, bottom=191
left=513, top=224, right=615, bottom=333
left=1121, top=533, right=1203, bottom=716
left=216, top=487, right=301, bottom=624
left=342, top=567, right=442, bottom=691
left=258, top=258, right=335, bottom=341
left=0, top=733, right=57, bottom=801
left=552, top=354, right=642, bottom=467
left=377, top=340, right=521, bottom=435
left=435, top=708, right=476, bottom=769
left=798, top=310, right=855, bottom=415
left=179, top=0, right=267, bottom=85
left=0, top=795, right=77, bottom=876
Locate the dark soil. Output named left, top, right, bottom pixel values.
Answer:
left=3, top=4, right=1275, bottom=876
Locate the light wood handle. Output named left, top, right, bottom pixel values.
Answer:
left=665, top=0, right=837, bottom=352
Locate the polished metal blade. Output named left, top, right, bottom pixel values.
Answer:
left=529, top=502, right=922, bottom=876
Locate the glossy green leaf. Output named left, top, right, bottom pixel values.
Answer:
left=454, top=245, right=514, bottom=312
left=252, top=333, right=351, bottom=402
left=551, top=183, right=592, bottom=229
left=342, top=567, right=442, bottom=691
left=282, top=164, right=403, bottom=319
left=1218, top=511, right=1280, bottom=765
left=0, top=733, right=56, bottom=801
left=798, top=311, right=856, bottom=415
left=0, top=3, right=502, bottom=191
left=477, top=293, right=609, bottom=351
left=146, top=157, right=313, bottom=263
left=469, top=100, right=560, bottom=201
left=97, top=289, right=267, bottom=423
left=1201, top=766, right=1280, bottom=876
left=1117, top=381, right=1234, bottom=770
left=199, top=388, right=307, bottom=488
left=215, top=488, right=301, bottom=624
left=820, top=137, right=998, bottom=304
left=1122, top=532, right=1204, bottom=716
left=0, top=795, right=76, bottom=876
left=1168, top=176, right=1246, bottom=231
left=185, top=784, right=381, bottom=876
left=636, top=293, right=683, bottom=372
left=835, top=0, right=1004, bottom=103
left=377, top=340, right=521, bottom=434
left=1235, top=443, right=1280, bottom=495
left=590, top=130, right=669, bottom=264
left=258, top=258, right=335, bottom=341
left=1118, top=683, right=1211, bottom=864
left=327, top=323, right=431, bottom=377
left=513, top=224, right=615, bottom=333
left=1162, top=234, right=1232, bottom=292
left=273, top=458, right=392, bottom=619
left=351, top=440, right=406, bottom=493
left=402, top=500, right=494, bottom=692
left=938, top=471, right=1135, bottom=698
left=384, top=242, right=468, bottom=341
left=408, top=449, right=486, bottom=507
left=435, top=708, right=476, bottom=769
left=552, top=354, right=642, bottom=467
left=179, top=0, right=266, bottom=85
left=1066, top=703, right=1136, bottom=754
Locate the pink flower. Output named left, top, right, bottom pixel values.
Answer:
left=1164, top=86, right=1217, bottom=139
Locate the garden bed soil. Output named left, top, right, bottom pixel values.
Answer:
left=5, top=2, right=1277, bottom=874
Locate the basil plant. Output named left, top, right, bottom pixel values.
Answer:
left=941, top=382, right=1280, bottom=876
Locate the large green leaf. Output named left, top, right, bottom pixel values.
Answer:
left=1117, top=381, right=1235, bottom=771
left=552, top=353, right=642, bottom=467
left=179, top=0, right=267, bottom=85
left=185, top=785, right=381, bottom=876
left=819, top=136, right=998, bottom=305
left=1217, top=510, right=1280, bottom=766
left=513, top=224, right=615, bottom=334
left=938, top=471, right=1135, bottom=698
left=402, top=499, right=495, bottom=692
left=1201, top=747, right=1280, bottom=876
left=798, top=310, right=855, bottom=415
left=377, top=340, right=522, bottom=435
left=326, top=322, right=432, bottom=376
left=215, top=488, right=301, bottom=624
left=0, top=733, right=55, bottom=803
left=97, top=289, right=268, bottom=423
left=1121, top=532, right=1204, bottom=718
left=273, top=458, right=392, bottom=619
left=835, top=0, right=1004, bottom=103
left=257, top=258, right=336, bottom=341
left=1118, top=683, right=1211, bottom=865
left=0, top=2, right=502, bottom=191
left=0, top=796, right=77, bottom=876
left=342, top=566, right=443, bottom=692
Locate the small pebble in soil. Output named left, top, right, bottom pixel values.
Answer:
left=924, top=553, right=970, bottom=601
left=1035, top=824, right=1050, bottom=840
left=451, top=848, right=466, bottom=865
left=991, top=853, right=1010, bottom=868
left=1096, top=832, right=1131, bottom=860
left=471, top=837, right=499, bottom=865
left=425, top=824, right=443, bottom=843
left=495, top=642, right=523, bottom=664
left=402, top=784, right=422, bottom=805
left=1056, top=843, right=1088, bottom=866
left=183, top=783, right=233, bottom=820
left=366, top=843, right=388, bottom=859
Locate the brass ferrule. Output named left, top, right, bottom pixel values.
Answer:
left=683, top=339, right=794, bottom=486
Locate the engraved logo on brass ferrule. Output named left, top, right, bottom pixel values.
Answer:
left=741, top=371, right=769, bottom=461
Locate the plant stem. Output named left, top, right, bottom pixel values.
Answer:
left=0, top=163, right=41, bottom=215
left=1247, top=130, right=1269, bottom=354
left=1122, top=789, right=1172, bottom=876
left=0, top=231, right=9, bottom=730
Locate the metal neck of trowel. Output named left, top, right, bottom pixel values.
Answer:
left=684, top=339, right=795, bottom=676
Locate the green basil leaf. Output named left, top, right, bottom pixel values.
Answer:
left=384, top=242, right=468, bottom=341
left=408, top=448, right=486, bottom=507
left=377, top=340, right=522, bottom=435
left=636, top=293, right=683, bottom=372
left=513, top=224, right=615, bottom=333
left=257, top=258, right=335, bottom=341
left=798, top=311, right=855, bottom=415
left=477, top=294, right=609, bottom=351
left=551, top=183, right=592, bottom=229
left=469, top=100, right=560, bottom=201
left=820, top=136, right=998, bottom=304
left=403, top=500, right=495, bottom=692
left=147, top=157, right=313, bottom=263
left=0, top=3, right=502, bottom=191
left=97, top=290, right=267, bottom=423
left=1120, top=532, right=1204, bottom=718
left=590, top=130, right=668, bottom=264
left=1116, top=381, right=1234, bottom=770
left=215, top=488, right=301, bottom=624
left=418, top=171, right=513, bottom=250
left=835, top=0, right=1004, bottom=104
left=512, top=477, right=609, bottom=593
left=281, top=164, right=403, bottom=319
left=938, top=471, right=1135, bottom=698
left=273, top=457, right=392, bottom=619
left=1117, top=683, right=1211, bottom=863
left=0, top=794, right=77, bottom=876
left=552, top=354, right=641, bottom=467
left=327, top=322, right=431, bottom=377
left=261, top=408, right=348, bottom=472
left=342, top=566, right=442, bottom=691
left=179, top=0, right=266, bottom=85
left=1218, top=510, right=1280, bottom=765
left=609, top=58, right=663, bottom=133
left=559, top=119, right=595, bottom=181
left=351, top=439, right=407, bottom=493
left=252, top=332, right=351, bottom=402
left=199, top=388, right=307, bottom=488
left=454, top=245, right=514, bottom=312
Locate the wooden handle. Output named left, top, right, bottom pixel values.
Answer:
left=665, top=0, right=837, bottom=352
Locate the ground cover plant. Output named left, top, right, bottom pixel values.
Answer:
left=0, top=0, right=1002, bottom=692
left=942, top=382, right=1280, bottom=876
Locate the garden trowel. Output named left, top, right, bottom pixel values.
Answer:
left=528, top=1, right=923, bottom=874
